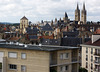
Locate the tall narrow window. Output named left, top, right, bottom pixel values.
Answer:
left=21, top=65, right=26, bottom=72
left=86, top=48, right=88, bottom=53
left=91, top=63, right=93, bottom=69
left=65, top=53, right=69, bottom=59
left=91, top=48, right=93, bottom=54
left=91, top=56, right=93, bottom=62
left=21, top=53, right=26, bottom=59
left=86, top=62, right=88, bottom=68
left=86, top=55, right=88, bottom=61
left=60, top=53, right=63, bottom=59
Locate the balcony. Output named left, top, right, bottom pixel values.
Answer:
left=94, top=60, right=100, bottom=65
left=94, top=52, right=100, bottom=56
left=50, top=60, right=57, bottom=66
left=94, top=68, right=100, bottom=72
left=72, top=57, right=78, bottom=63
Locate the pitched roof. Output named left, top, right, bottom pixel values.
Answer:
left=26, top=27, right=39, bottom=34
left=21, top=16, right=28, bottom=20
left=85, top=39, right=100, bottom=46
left=41, top=23, right=53, bottom=31
left=29, top=35, right=38, bottom=39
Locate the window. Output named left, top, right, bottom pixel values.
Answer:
left=21, top=53, right=26, bottom=59
left=60, top=66, right=63, bottom=71
left=86, top=55, right=88, bottom=61
left=60, top=66, right=68, bottom=72
left=86, top=48, right=88, bottom=53
left=21, top=65, right=26, bottom=72
left=65, top=53, right=69, bottom=59
left=60, top=53, right=63, bottom=59
left=60, top=53, right=69, bottom=59
left=91, top=48, right=93, bottom=54
left=91, top=63, right=93, bottom=69
left=91, top=56, right=93, bottom=62
left=9, top=64, right=17, bottom=70
left=65, top=66, right=68, bottom=70
left=86, top=62, right=88, bottom=68
left=8, top=52, right=17, bottom=58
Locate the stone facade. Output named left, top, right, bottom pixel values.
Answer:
left=81, top=3, right=87, bottom=24
left=20, top=16, right=29, bottom=34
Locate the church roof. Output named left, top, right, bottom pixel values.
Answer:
left=21, top=16, right=28, bottom=20
left=41, top=23, right=53, bottom=31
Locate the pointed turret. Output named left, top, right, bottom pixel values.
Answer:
left=65, top=12, right=68, bottom=18
left=76, top=3, right=79, bottom=10
left=81, top=3, right=87, bottom=24
left=83, top=3, right=85, bottom=11
left=75, top=3, right=80, bottom=21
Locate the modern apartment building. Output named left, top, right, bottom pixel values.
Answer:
left=0, top=43, right=79, bottom=72
left=81, top=34, right=100, bottom=72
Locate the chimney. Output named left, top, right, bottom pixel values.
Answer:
left=92, top=34, right=100, bottom=43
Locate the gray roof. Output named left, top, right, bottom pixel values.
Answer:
left=0, top=43, right=79, bottom=52
left=41, top=23, right=53, bottom=31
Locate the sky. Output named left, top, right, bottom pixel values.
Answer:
left=0, top=0, right=100, bottom=23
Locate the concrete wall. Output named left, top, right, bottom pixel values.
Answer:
left=0, top=48, right=50, bottom=72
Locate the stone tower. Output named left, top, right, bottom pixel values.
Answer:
left=20, top=16, right=29, bottom=33
left=81, top=3, right=87, bottom=24
left=75, top=3, right=80, bottom=21
left=63, top=12, right=68, bottom=23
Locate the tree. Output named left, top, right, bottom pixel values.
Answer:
left=79, top=67, right=88, bottom=72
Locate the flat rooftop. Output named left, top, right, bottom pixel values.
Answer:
left=0, top=43, right=79, bottom=51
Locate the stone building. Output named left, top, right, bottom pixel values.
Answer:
left=20, top=16, right=29, bottom=34
left=0, top=43, right=80, bottom=72
left=81, top=3, right=87, bottom=24
left=81, top=34, right=100, bottom=72
left=75, top=3, right=80, bottom=22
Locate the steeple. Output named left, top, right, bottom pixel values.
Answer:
left=83, top=2, right=85, bottom=11
left=76, top=3, right=79, bottom=10
left=75, top=3, right=80, bottom=21
left=65, top=12, right=68, bottom=18
left=81, top=2, right=87, bottom=24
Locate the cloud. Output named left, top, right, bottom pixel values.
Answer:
left=0, top=0, right=99, bottom=22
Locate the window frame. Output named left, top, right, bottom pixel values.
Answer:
left=21, top=53, right=26, bottom=59
left=9, top=64, right=17, bottom=70
left=8, top=52, right=17, bottom=58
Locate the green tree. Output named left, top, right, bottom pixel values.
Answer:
left=79, top=67, right=88, bottom=72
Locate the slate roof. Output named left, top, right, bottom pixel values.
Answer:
left=41, top=23, right=53, bottom=31
left=0, top=43, right=79, bottom=51
left=85, top=39, right=100, bottom=46
left=41, top=39, right=61, bottom=45
left=63, top=31, right=79, bottom=37
left=21, top=16, right=28, bottom=20
left=26, top=27, right=39, bottom=34
left=61, top=37, right=82, bottom=46
left=29, top=35, right=38, bottom=39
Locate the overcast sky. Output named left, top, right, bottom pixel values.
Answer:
left=0, top=0, right=99, bottom=23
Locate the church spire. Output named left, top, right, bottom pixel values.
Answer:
left=65, top=12, right=68, bottom=18
left=83, top=2, right=86, bottom=10
left=76, top=3, right=79, bottom=10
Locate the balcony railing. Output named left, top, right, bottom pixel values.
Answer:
left=94, top=68, right=99, bottom=71
left=94, top=60, right=100, bottom=65
left=72, top=57, right=78, bottom=62
left=50, top=60, right=57, bottom=65
left=94, top=52, right=100, bottom=56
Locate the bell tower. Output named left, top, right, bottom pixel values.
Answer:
left=75, top=3, right=80, bottom=21
left=81, top=3, right=87, bottom=24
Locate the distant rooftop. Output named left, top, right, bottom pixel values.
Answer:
left=85, top=39, right=100, bottom=46
left=0, top=43, right=79, bottom=51
left=21, top=16, right=28, bottom=20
